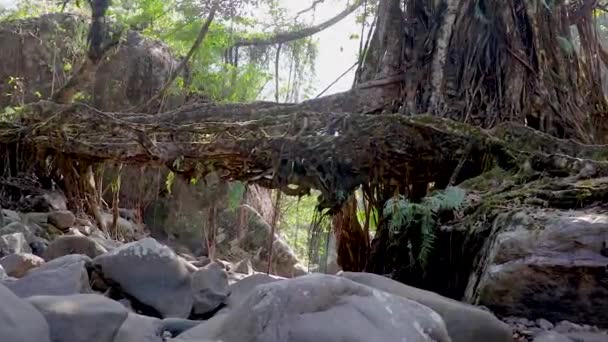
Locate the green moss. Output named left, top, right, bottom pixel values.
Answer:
left=407, top=115, right=488, bottom=138
left=459, top=167, right=509, bottom=191
left=588, top=148, right=608, bottom=161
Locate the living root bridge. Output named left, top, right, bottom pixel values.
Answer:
left=3, top=98, right=607, bottom=210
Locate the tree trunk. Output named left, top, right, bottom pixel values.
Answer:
left=355, top=0, right=607, bottom=141
left=358, top=0, right=608, bottom=281
left=332, top=195, right=368, bottom=271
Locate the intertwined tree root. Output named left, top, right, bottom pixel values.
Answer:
left=1, top=96, right=607, bottom=210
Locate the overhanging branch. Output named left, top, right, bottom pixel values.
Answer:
left=233, top=0, right=363, bottom=47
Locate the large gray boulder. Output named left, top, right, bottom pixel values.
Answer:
left=224, top=273, right=281, bottom=310
left=42, top=235, right=107, bottom=261
left=89, top=233, right=124, bottom=251
left=28, top=294, right=129, bottom=342
left=239, top=206, right=308, bottom=278
left=563, top=332, right=608, bottom=342
left=0, top=252, right=44, bottom=277
left=4, top=253, right=91, bottom=297
left=100, top=213, right=140, bottom=240
left=231, top=258, right=254, bottom=275
left=191, top=262, right=229, bottom=316
left=113, top=313, right=164, bottom=342
left=340, top=272, right=512, bottom=342
left=161, top=318, right=202, bottom=338
left=0, top=222, right=39, bottom=242
left=29, top=236, right=50, bottom=257
left=173, top=313, right=229, bottom=341
left=465, top=209, right=608, bottom=326
left=1, top=208, right=21, bottom=224
left=20, top=192, right=68, bottom=213
left=0, top=14, right=183, bottom=111
left=93, top=238, right=193, bottom=318
left=226, top=270, right=252, bottom=285
left=21, top=212, right=50, bottom=226
left=113, top=314, right=200, bottom=342
left=533, top=331, right=573, bottom=342
left=33, top=253, right=92, bottom=273
left=1, top=209, right=22, bottom=229
left=0, top=283, right=51, bottom=342
left=176, top=273, right=451, bottom=342
left=47, top=210, right=76, bottom=230
left=0, top=232, right=31, bottom=256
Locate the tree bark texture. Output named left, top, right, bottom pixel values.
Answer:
left=355, top=0, right=608, bottom=142
left=332, top=195, right=368, bottom=271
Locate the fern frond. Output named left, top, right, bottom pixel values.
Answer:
left=383, top=186, right=466, bottom=269
left=384, top=195, right=410, bottom=234
left=418, top=209, right=436, bottom=268
left=440, top=186, right=466, bottom=210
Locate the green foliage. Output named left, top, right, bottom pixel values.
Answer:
left=0, top=105, right=21, bottom=121
left=354, top=190, right=378, bottom=232
left=2, top=0, right=320, bottom=103
left=279, top=192, right=320, bottom=264
left=227, top=181, right=246, bottom=211
left=354, top=0, right=378, bottom=25
left=106, top=0, right=297, bottom=102
left=165, top=171, right=176, bottom=194
left=1, top=0, right=64, bottom=20
left=356, top=206, right=378, bottom=231
left=383, top=186, right=466, bottom=268
left=73, top=91, right=89, bottom=102
left=280, top=38, right=318, bottom=101
left=5, top=76, right=25, bottom=105
left=108, top=0, right=166, bottom=31
left=110, top=174, right=122, bottom=194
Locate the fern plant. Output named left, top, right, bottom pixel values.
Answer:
left=383, top=186, right=466, bottom=268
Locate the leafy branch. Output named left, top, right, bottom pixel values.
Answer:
left=134, top=1, right=220, bottom=112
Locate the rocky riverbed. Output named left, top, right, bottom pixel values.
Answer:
left=0, top=207, right=607, bottom=342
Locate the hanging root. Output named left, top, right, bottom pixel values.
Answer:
left=110, top=163, right=123, bottom=240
